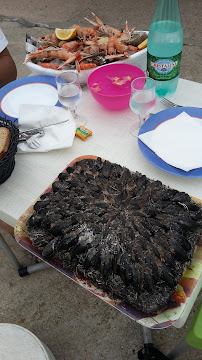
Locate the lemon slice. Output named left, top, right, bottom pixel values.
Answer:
left=55, top=28, right=76, bottom=41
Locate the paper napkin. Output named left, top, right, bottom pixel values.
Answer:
left=138, top=111, right=202, bottom=172
left=17, top=104, right=76, bottom=152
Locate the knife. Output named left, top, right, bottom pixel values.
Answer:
left=18, top=118, right=70, bottom=134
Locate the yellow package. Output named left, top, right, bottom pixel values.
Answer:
left=75, top=126, right=92, bottom=141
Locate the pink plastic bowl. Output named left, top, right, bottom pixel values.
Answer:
left=87, top=63, right=146, bottom=110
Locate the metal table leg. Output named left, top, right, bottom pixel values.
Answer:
left=0, top=232, right=22, bottom=269
left=0, top=232, right=50, bottom=276
left=138, top=326, right=169, bottom=360
left=18, top=262, right=50, bottom=276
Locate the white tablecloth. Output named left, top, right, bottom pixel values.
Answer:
left=1, top=78, right=202, bottom=227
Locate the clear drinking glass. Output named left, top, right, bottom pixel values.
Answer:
left=56, top=70, right=87, bottom=127
left=129, top=77, right=156, bottom=137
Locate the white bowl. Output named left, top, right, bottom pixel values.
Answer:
left=25, top=31, right=148, bottom=85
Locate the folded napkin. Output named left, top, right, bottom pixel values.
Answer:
left=138, top=111, right=202, bottom=172
left=17, top=104, right=76, bottom=152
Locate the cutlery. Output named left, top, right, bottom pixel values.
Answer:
left=18, top=132, right=44, bottom=149
left=160, top=98, right=182, bottom=108
left=160, top=97, right=202, bottom=109
left=17, top=118, right=70, bottom=133
left=19, top=128, right=45, bottom=140
left=26, top=135, right=42, bottom=149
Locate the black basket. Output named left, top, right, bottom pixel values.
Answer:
left=0, top=117, right=19, bottom=184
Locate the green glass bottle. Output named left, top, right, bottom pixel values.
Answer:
left=147, top=0, right=183, bottom=97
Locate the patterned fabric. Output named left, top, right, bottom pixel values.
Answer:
left=0, top=28, right=8, bottom=53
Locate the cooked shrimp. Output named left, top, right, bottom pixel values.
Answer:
left=61, top=40, right=80, bottom=52
left=108, top=37, right=116, bottom=55
left=40, top=33, right=57, bottom=41
left=58, top=54, right=77, bottom=69
left=79, top=61, right=97, bottom=70
left=25, top=48, right=75, bottom=62
left=72, top=25, right=98, bottom=40
left=40, top=63, right=59, bottom=69
left=85, top=13, right=122, bottom=37
left=39, top=33, right=60, bottom=47
left=118, top=21, right=136, bottom=43
left=25, top=16, right=144, bottom=73
left=114, top=38, right=138, bottom=53
left=81, top=40, right=106, bottom=55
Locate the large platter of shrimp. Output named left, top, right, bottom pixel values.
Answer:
left=24, top=13, right=148, bottom=83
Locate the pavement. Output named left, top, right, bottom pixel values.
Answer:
left=0, top=1, right=202, bottom=359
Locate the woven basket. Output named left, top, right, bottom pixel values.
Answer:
left=0, top=117, right=19, bottom=184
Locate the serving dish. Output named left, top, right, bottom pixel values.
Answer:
left=25, top=31, right=148, bottom=85
left=14, top=155, right=202, bottom=328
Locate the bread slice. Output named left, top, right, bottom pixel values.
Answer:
left=0, top=127, right=11, bottom=160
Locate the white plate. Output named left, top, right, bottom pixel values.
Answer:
left=138, top=107, right=202, bottom=177
left=1, top=82, right=58, bottom=118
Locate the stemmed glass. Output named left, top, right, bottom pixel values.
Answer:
left=56, top=70, right=87, bottom=127
left=129, top=77, right=156, bottom=137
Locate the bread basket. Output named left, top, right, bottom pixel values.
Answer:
left=0, top=117, right=19, bottom=184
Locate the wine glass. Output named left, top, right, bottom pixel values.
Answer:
left=56, top=70, right=87, bottom=127
left=129, top=77, right=156, bottom=137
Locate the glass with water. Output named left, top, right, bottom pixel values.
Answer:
left=129, top=77, right=156, bottom=137
left=56, top=71, right=86, bottom=127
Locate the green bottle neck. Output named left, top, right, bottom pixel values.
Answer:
left=151, top=0, right=182, bottom=24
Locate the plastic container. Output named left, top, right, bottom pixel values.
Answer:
left=0, top=323, right=56, bottom=360
left=87, top=63, right=145, bottom=110
left=147, top=0, right=183, bottom=97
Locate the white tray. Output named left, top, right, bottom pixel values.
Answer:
left=25, top=31, right=148, bottom=84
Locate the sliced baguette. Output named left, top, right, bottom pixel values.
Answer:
left=0, top=127, right=11, bottom=160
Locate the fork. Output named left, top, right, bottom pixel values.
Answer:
left=26, top=135, right=41, bottom=149
left=19, top=128, right=45, bottom=140
left=19, top=133, right=43, bottom=149
left=160, top=98, right=182, bottom=109
left=160, top=97, right=202, bottom=109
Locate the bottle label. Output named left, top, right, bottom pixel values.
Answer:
left=147, top=52, right=182, bottom=81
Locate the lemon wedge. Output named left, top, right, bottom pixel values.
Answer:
left=55, top=28, right=76, bottom=41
